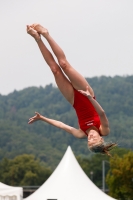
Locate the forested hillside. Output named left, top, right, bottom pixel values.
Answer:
left=0, top=75, right=133, bottom=169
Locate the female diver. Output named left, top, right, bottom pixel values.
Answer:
left=27, top=24, right=116, bottom=156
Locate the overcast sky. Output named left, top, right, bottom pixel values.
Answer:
left=1, top=0, right=133, bottom=95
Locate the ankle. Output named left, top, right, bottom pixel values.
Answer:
left=41, top=30, right=49, bottom=38
left=35, top=37, right=41, bottom=43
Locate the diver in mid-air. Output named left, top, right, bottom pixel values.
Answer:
left=27, top=23, right=117, bottom=155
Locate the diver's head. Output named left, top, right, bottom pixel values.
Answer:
left=88, top=129, right=104, bottom=146
left=88, top=129, right=117, bottom=156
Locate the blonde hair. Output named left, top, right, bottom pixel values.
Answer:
left=89, top=142, right=117, bottom=157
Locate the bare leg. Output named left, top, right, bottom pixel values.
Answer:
left=31, top=24, right=94, bottom=97
left=27, top=25, right=74, bottom=104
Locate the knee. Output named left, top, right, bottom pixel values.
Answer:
left=58, top=59, right=67, bottom=69
left=51, top=65, right=60, bottom=76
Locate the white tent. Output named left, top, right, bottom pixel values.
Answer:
left=24, top=146, right=116, bottom=200
left=0, top=182, right=23, bottom=200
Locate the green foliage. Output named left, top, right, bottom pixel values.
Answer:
left=0, top=154, right=52, bottom=186
left=106, top=151, right=133, bottom=200
left=0, top=76, right=133, bottom=170
left=77, top=153, right=110, bottom=188
left=77, top=147, right=131, bottom=189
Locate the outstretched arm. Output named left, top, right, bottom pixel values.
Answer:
left=78, top=86, right=110, bottom=136
left=28, top=112, right=86, bottom=139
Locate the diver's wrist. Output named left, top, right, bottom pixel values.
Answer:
left=87, top=95, right=92, bottom=99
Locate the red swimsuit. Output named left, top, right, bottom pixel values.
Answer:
left=73, top=88, right=101, bottom=136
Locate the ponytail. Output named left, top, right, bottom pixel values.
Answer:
left=89, top=142, right=117, bottom=156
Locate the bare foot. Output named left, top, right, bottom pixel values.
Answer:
left=30, top=23, right=49, bottom=37
left=27, top=25, right=41, bottom=42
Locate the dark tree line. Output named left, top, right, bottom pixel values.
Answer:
left=0, top=75, right=133, bottom=169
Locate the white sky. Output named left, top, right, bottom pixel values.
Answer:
left=1, top=0, right=133, bottom=95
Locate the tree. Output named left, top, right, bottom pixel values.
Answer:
left=106, top=151, right=133, bottom=200
left=0, top=154, right=52, bottom=186
left=77, top=154, right=110, bottom=188
left=77, top=147, right=130, bottom=189
left=1, top=76, right=133, bottom=169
